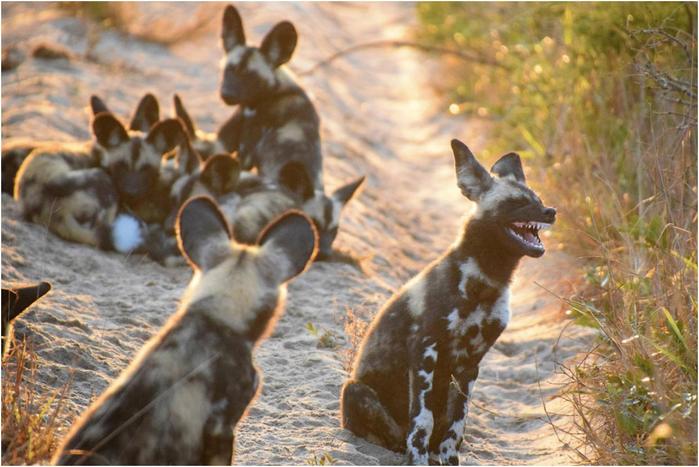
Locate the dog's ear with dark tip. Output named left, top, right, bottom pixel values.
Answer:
left=147, top=118, right=186, bottom=155
left=90, top=95, right=110, bottom=116
left=260, top=21, right=297, bottom=67
left=173, top=94, right=197, bottom=138
left=130, top=93, right=160, bottom=133
left=279, top=162, right=314, bottom=201
left=332, top=176, right=365, bottom=207
left=176, top=196, right=231, bottom=270
left=3, top=282, right=51, bottom=322
left=201, top=155, right=240, bottom=196
left=93, top=113, right=129, bottom=149
left=222, top=4, right=245, bottom=52
left=257, top=210, right=317, bottom=282
left=451, top=139, right=493, bottom=202
left=491, top=152, right=526, bottom=183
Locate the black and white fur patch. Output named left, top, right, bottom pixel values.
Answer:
left=52, top=197, right=317, bottom=465
left=341, top=139, right=556, bottom=465
left=217, top=4, right=365, bottom=258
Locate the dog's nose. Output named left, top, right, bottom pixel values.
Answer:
left=544, top=207, right=557, bottom=221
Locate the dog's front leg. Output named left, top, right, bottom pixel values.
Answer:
left=435, top=366, right=479, bottom=465
left=406, top=337, right=439, bottom=465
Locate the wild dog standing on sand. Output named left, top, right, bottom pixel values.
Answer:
left=341, top=139, right=556, bottom=465
left=218, top=4, right=365, bottom=258
left=53, top=196, right=318, bottom=465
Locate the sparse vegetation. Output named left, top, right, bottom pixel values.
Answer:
left=1, top=339, right=71, bottom=464
left=305, top=321, right=339, bottom=350
left=418, top=2, right=697, bottom=464
left=306, top=451, right=338, bottom=465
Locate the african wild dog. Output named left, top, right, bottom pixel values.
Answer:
left=218, top=4, right=365, bottom=258
left=89, top=93, right=184, bottom=225
left=341, top=139, right=557, bottom=465
left=52, top=196, right=318, bottom=465
left=2, top=281, right=51, bottom=355
left=223, top=166, right=364, bottom=259
left=13, top=95, right=184, bottom=252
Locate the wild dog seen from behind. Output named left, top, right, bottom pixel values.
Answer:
left=341, top=139, right=556, bottom=465
left=218, top=4, right=365, bottom=258
left=52, top=197, right=317, bottom=465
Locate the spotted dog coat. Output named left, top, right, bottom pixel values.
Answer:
left=52, top=197, right=318, bottom=465
left=2, top=281, right=51, bottom=355
left=14, top=96, right=184, bottom=251
left=218, top=4, right=365, bottom=258
left=89, top=94, right=185, bottom=224
left=341, top=139, right=557, bottom=465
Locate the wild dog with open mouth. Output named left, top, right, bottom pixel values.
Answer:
left=218, top=4, right=365, bottom=258
left=2, top=281, right=51, bottom=356
left=341, top=139, right=556, bottom=465
left=52, top=196, right=317, bottom=465
left=14, top=95, right=184, bottom=252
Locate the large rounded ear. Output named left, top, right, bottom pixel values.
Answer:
left=146, top=118, right=186, bottom=155
left=173, top=94, right=197, bottom=138
left=93, top=113, right=129, bottom=149
left=260, top=21, right=297, bottom=67
left=279, top=162, right=314, bottom=201
left=130, top=93, right=160, bottom=133
left=451, top=139, right=493, bottom=202
left=3, top=282, right=51, bottom=322
left=257, top=210, right=317, bottom=282
left=491, top=152, right=525, bottom=183
left=201, top=154, right=241, bottom=196
left=332, top=175, right=365, bottom=208
left=90, top=95, right=110, bottom=116
left=222, top=4, right=245, bottom=52
left=176, top=196, right=231, bottom=270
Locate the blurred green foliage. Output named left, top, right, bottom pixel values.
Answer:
left=418, top=3, right=696, bottom=465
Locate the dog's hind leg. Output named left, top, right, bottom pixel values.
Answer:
left=341, top=380, right=405, bottom=453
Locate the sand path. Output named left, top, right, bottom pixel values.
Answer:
left=2, top=3, right=587, bottom=465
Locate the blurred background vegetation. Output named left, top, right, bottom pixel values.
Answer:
left=418, top=2, right=696, bottom=464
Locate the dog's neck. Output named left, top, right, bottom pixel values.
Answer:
left=453, top=218, right=521, bottom=286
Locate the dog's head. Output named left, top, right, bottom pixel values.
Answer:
left=177, top=197, right=316, bottom=338
left=219, top=4, right=297, bottom=106
left=451, top=139, right=556, bottom=258
left=279, top=163, right=364, bottom=260
left=90, top=95, right=186, bottom=212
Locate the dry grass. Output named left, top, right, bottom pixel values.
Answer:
left=1, top=339, right=72, bottom=464
left=341, top=306, right=371, bottom=375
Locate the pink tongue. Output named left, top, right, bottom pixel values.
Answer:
left=523, top=231, right=537, bottom=243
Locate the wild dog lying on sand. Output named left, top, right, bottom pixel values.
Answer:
left=89, top=93, right=183, bottom=225
left=224, top=165, right=364, bottom=259
left=14, top=96, right=184, bottom=252
left=218, top=4, right=365, bottom=257
left=341, top=139, right=556, bottom=465
left=2, top=281, right=51, bottom=356
left=52, top=196, right=318, bottom=465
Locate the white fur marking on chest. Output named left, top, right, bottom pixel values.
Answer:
left=491, top=287, right=511, bottom=328
left=458, top=258, right=495, bottom=298
left=405, top=273, right=427, bottom=317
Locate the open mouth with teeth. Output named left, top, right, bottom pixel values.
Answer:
left=506, top=221, right=551, bottom=253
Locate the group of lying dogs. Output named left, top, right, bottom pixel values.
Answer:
left=4, top=4, right=364, bottom=266
left=2, top=4, right=559, bottom=466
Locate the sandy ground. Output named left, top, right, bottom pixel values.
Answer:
left=2, top=3, right=590, bottom=465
